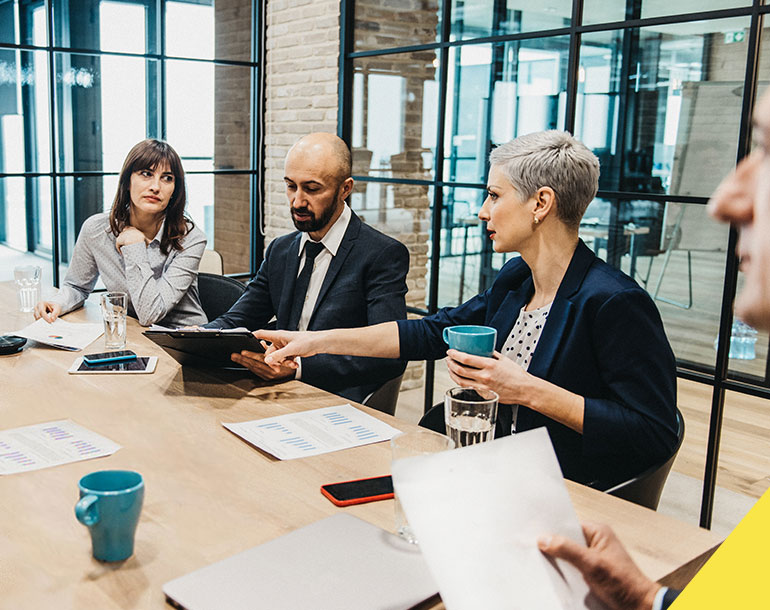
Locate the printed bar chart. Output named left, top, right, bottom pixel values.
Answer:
left=0, top=420, right=121, bottom=475
left=223, top=404, right=401, bottom=460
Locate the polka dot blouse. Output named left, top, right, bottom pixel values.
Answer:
left=500, top=302, right=552, bottom=431
left=501, top=302, right=552, bottom=371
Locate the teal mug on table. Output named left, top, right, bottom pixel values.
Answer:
left=442, top=325, right=497, bottom=357
left=75, top=470, right=144, bottom=562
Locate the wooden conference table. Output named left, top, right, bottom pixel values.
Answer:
left=0, top=283, right=722, bottom=609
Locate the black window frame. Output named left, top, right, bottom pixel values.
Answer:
left=338, top=0, right=769, bottom=527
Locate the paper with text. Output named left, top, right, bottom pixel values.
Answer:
left=0, top=419, right=121, bottom=475
left=391, top=429, right=607, bottom=610
left=223, top=404, right=400, bottom=460
left=13, top=317, right=103, bottom=351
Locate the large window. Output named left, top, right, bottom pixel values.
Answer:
left=0, top=0, right=261, bottom=283
left=341, top=0, right=770, bottom=527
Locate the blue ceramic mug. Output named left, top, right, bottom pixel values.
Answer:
left=442, top=325, right=497, bottom=357
left=75, top=470, right=144, bottom=562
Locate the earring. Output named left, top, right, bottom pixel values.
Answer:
left=533, top=216, right=540, bottom=225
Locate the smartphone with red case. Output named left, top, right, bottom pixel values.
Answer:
left=320, top=475, right=394, bottom=507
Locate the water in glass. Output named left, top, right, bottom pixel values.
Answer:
left=103, top=312, right=127, bottom=349
left=14, top=266, right=41, bottom=313
left=447, top=413, right=494, bottom=446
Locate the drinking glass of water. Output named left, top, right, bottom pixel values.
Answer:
left=391, top=429, right=454, bottom=544
left=13, top=265, right=41, bottom=313
left=444, top=387, right=499, bottom=447
left=101, top=292, right=127, bottom=349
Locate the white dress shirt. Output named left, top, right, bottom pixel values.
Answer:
left=293, top=204, right=352, bottom=378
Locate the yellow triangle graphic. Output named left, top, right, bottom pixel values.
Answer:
left=671, top=486, right=770, bottom=608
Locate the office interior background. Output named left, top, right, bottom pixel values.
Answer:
left=2, top=0, right=769, bottom=530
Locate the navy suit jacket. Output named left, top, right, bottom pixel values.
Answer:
left=207, top=211, right=408, bottom=403
left=398, top=240, right=678, bottom=486
left=662, top=588, right=680, bottom=609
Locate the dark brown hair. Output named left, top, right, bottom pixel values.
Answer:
left=109, top=139, right=192, bottom=254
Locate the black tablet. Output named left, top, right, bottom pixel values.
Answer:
left=143, top=329, right=265, bottom=369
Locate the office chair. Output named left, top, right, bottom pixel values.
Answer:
left=199, top=249, right=224, bottom=275
left=604, top=407, right=685, bottom=511
left=362, top=374, right=404, bottom=416
left=198, top=273, right=246, bottom=322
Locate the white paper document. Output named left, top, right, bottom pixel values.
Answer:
left=223, top=404, right=400, bottom=460
left=391, top=428, right=607, bottom=610
left=13, top=317, right=103, bottom=351
left=0, top=419, right=121, bottom=475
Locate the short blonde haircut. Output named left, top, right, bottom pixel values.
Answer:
left=489, top=131, right=600, bottom=228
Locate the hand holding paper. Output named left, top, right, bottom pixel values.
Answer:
left=391, top=428, right=607, bottom=610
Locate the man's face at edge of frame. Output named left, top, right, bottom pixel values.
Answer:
left=708, top=88, right=770, bottom=331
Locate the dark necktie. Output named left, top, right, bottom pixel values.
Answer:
left=288, top=240, right=325, bottom=330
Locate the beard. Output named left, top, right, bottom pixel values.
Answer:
left=291, top=187, right=343, bottom=233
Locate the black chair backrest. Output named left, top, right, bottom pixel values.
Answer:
left=198, top=273, right=246, bottom=322
left=362, top=374, right=403, bottom=416
left=604, top=407, right=685, bottom=510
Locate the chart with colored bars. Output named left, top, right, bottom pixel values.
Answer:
left=223, top=404, right=401, bottom=460
left=0, top=419, right=121, bottom=475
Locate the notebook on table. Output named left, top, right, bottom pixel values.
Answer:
left=163, top=513, right=438, bottom=610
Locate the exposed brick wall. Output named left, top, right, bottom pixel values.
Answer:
left=264, top=0, right=340, bottom=243
left=263, top=0, right=428, bottom=390
left=352, top=0, right=439, bottom=53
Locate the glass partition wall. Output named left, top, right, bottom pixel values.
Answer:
left=340, top=0, right=770, bottom=526
left=0, top=0, right=263, bottom=283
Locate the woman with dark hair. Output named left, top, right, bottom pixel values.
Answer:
left=35, top=139, right=207, bottom=327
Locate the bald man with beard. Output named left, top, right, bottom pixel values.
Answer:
left=204, top=133, right=408, bottom=403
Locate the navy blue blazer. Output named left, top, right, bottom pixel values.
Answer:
left=662, top=588, right=680, bottom=609
left=206, top=211, right=409, bottom=403
left=398, top=240, right=678, bottom=486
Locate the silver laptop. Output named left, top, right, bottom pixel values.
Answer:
left=163, top=513, right=438, bottom=610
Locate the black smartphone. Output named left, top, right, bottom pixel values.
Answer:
left=72, top=357, right=157, bottom=374
left=83, top=350, right=137, bottom=365
left=320, top=475, right=394, bottom=507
